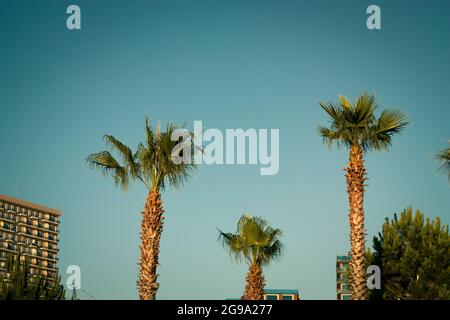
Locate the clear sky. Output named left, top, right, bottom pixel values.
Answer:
left=0, top=0, right=449, bottom=299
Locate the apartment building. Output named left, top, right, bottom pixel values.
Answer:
left=0, top=194, right=60, bottom=281
left=336, top=255, right=352, bottom=300
left=264, top=289, right=300, bottom=300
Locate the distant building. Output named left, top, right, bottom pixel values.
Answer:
left=264, top=289, right=300, bottom=300
left=336, top=255, right=352, bottom=300
left=0, top=194, right=61, bottom=282
left=227, top=288, right=300, bottom=300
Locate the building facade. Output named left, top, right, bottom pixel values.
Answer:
left=228, top=288, right=300, bottom=300
left=263, top=289, right=300, bottom=300
left=336, top=255, right=352, bottom=300
left=0, top=194, right=61, bottom=281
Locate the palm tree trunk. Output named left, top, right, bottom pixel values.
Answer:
left=345, top=145, right=368, bottom=300
left=138, top=190, right=164, bottom=300
left=243, top=262, right=265, bottom=300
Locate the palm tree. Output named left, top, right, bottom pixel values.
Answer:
left=87, top=117, right=196, bottom=300
left=218, top=214, right=283, bottom=300
left=317, top=92, right=407, bottom=300
left=436, top=142, right=450, bottom=181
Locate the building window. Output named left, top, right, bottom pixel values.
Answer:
left=282, top=295, right=294, bottom=300
left=341, top=294, right=352, bottom=300
left=265, top=294, right=278, bottom=300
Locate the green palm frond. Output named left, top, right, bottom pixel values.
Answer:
left=436, top=143, right=450, bottom=181
left=86, top=151, right=129, bottom=189
left=103, top=135, right=141, bottom=179
left=217, top=229, right=249, bottom=263
left=317, top=92, right=408, bottom=151
left=137, top=121, right=197, bottom=191
left=218, top=214, right=284, bottom=267
left=339, top=95, right=352, bottom=110
left=366, top=108, right=408, bottom=151
left=261, top=239, right=283, bottom=265
left=87, top=117, right=197, bottom=192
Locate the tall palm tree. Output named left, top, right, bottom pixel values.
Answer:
left=0, top=253, right=65, bottom=300
left=317, top=92, right=407, bottom=300
left=87, top=117, right=196, bottom=300
left=436, top=142, right=450, bottom=181
left=218, top=214, right=283, bottom=300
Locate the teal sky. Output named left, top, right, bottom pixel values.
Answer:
left=0, top=0, right=449, bottom=299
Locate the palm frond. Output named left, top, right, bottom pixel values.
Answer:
left=339, top=95, right=352, bottom=110
left=260, top=239, right=284, bottom=266
left=86, top=151, right=129, bottom=189
left=317, top=92, right=407, bottom=152
left=88, top=117, right=198, bottom=192
left=217, top=229, right=248, bottom=263
left=318, top=126, right=344, bottom=149
left=218, top=215, right=284, bottom=267
left=104, top=135, right=141, bottom=179
left=436, top=144, right=450, bottom=181
left=319, top=101, right=342, bottom=122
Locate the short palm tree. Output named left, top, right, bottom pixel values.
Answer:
left=436, top=142, right=450, bottom=181
left=317, top=92, right=407, bottom=300
left=87, top=117, right=196, bottom=300
left=218, top=214, right=283, bottom=300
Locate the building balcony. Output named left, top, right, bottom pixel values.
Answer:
left=42, top=217, right=59, bottom=225
left=337, top=255, right=351, bottom=261
left=17, top=221, right=58, bottom=234
left=0, top=220, right=15, bottom=230
left=337, top=288, right=351, bottom=294
left=29, top=262, right=57, bottom=272
left=0, top=214, right=15, bottom=223
left=0, top=242, right=18, bottom=253
left=44, top=246, right=59, bottom=253
left=17, top=231, right=59, bottom=244
left=26, top=254, right=58, bottom=263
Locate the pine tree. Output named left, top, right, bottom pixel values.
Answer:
left=367, top=207, right=450, bottom=300
left=0, top=254, right=65, bottom=300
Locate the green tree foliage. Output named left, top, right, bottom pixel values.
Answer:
left=218, top=214, right=283, bottom=266
left=367, top=207, right=450, bottom=300
left=0, top=254, right=65, bottom=300
left=87, top=117, right=197, bottom=192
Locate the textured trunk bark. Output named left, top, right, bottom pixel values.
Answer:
left=345, top=145, right=368, bottom=300
left=243, top=262, right=265, bottom=300
left=137, top=190, right=164, bottom=300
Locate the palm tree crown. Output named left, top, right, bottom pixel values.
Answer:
left=218, top=214, right=283, bottom=266
left=436, top=142, right=450, bottom=180
left=87, top=117, right=195, bottom=191
left=317, top=92, right=408, bottom=151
